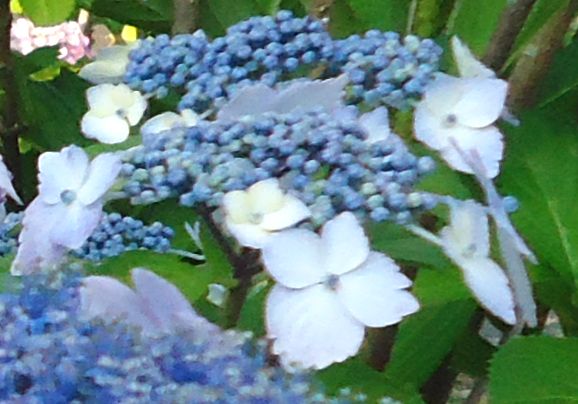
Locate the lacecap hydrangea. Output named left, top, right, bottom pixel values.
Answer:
left=0, top=270, right=368, bottom=402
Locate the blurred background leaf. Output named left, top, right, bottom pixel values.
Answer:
left=19, top=0, right=75, bottom=26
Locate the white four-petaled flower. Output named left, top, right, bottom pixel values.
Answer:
left=414, top=73, right=507, bottom=178
left=438, top=200, right=515, bottom=325
left=263, top=212, right=419, bottom=370
left=81, top=83, right=147, bottom=144
left=222, top=178, right=311, bottom=249
left=11, top=145, right=121, bottom=275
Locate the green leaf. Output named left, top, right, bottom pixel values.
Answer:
left=506, top=0, right=570, bottom=68
left=14, top=47, right=60, bottom=76
left=318, top=358, right=424, bottom=403
left=87, top=0, right=173, bottom=33
left=369, top=222, right=451, bottom=268
left=205, top=0, right=264, bottom=31
left=538, top=38, right=578, bottom=106
left=448, top=0, right=507, bottom=55
left=237, top=280, right=270, bottom=335
left=20, top=0, right=75, bottom=26
left=500, top=109, right=578, bottom=289
left=489, top=336, right=578, bottom=403
left=16, top=69, right=92, bottom=150
left=328, top=0, right=409, bottom=38
left=88, top=250, right=215, bottom=303
left=450, top=325, right=495, bottom=377
left=384, top=268, right=477, bottom=387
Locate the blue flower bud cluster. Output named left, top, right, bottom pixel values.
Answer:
left=330, top=31, right=442, bottom=110
left=0, top=212, right=174, bottom=263
left=123, top=10, right=441, bottom=113
left=72, top=212, right=175, bottom=262
left=121, top=109, right=436, bottom=225
left=0, top=270, right=367, bottom=402
left=0, top=212, right=22, bottom=256
left=124, top=31, right=210, bottom=99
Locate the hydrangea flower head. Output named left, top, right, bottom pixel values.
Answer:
left=263, top=212, right=419, bottom=369
left=414, top=73, right=507, bottom=178
left=440, top=199, right=515, bottom=325
left=223, top=178, right=311, bottom=249
left=12, top=146, right=121, bottom=275
left=81, top=83, right=147, bottom=144
left=79, top=44, right=135, bottom=84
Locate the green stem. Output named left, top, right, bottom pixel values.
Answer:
left=0, top=0, right=22, bottom=194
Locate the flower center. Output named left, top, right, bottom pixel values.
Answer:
left=115, top=108, right=128, bottom=119
left=60, top=189, right=77, bottom=205
left=462, top=243, right=477, bottom=258
left=444, top=113, right=458, bottom=127
left=248, top=212, right=264, bottom=225
left=324, top=274, right=340, bottom=291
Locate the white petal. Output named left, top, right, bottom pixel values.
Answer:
left=457, top=256, right=516, bottom=325
left=86, top=83, right=118, bottom=114
left=442, top=126, right=503, bottom=178
left=262, top=228, right=325, bottom=288
left=77, top=152, right=122, bottom=205
left=414, top=97, right=451, bottom=150
left=223, top=190, right=251, bottom=224
left=421, top=73, right=465, bottom=118
left=451, top=78, right=508, bottom=128
left=79, top=276, right=149, bottom=327
left=247, top=178, right=285, bottom=214
left=273, top=74, right=348, bottom=115
left=440, top=199, right=490, bottom=258
left=217, top=84, right=278, bottom=121
left=0, top=157, right=21, bottom=204
left=38, top=145, right=89, bottom=204
left=132, top=268, right=219, bottom=334
left=124, top=90, right=147, bottom=126
left=78, top=45, right=131, bottom=84
left=338, top=252, right=419, bottom=327
left=11, top=198, right=67, bottom=275
left=260, top=194, right=311, bottom=231
left=226, top=222, right=271, bottom=248
left=321, top=212, right=370, bottom=276
left=140, top=112, right=183, bottom=137
left=81, top=112, right=130, bottom=144
left=78, top=61, right=128, bottom=85
left=359, top=107, right=392, bottom=143
left=451, top=36, right=495, bottom=79
left=49, top=201, right=103, bottom=249
left=266, top=284, right=365, bottom=370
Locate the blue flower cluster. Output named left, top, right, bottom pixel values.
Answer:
left=0, top=271, right=366, bottom=402
left=330, top=31, right=442, bottom=109
left=0, top=212, right=22, bottom=256
left=72, top=213, right=175, bottom=262
left=121, top=109, right=436, bottom=225
left=124, top=30, right=210, bottom=99
left=123, top=10, right=441, bottom=112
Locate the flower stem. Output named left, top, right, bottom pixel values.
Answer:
left=482, top=0, right=538, bottom=71
left=508, top=0, right=578, bottom=109
left=172, top=0, right=199, bottom=35
left=0, top=0, right=22, bottom=194
left=196, top=205, right=261, bottom=328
